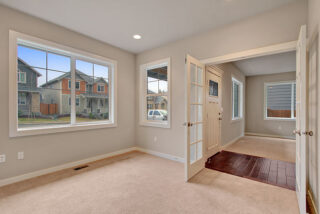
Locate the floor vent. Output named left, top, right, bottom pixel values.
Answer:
left=74, top=165, right=89, bottom=171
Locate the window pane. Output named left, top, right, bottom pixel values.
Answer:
left=146, top=96, right=168, bottom=121
left=18, top=45, right=46, bottom=68
left=266, top=83, right=292, bottom=118
left=294, top=83, right=296, bottom=117
left=147, top=66, right=168, bottom=94
left=197, top=66, right=203, bottom=85
left=233, top=82, right=239, bottom=118
left=76, top=60, right=94, bottom=85
left=190, top=143, right=196, bottom=163
left=48, top=53, right=70, bottom=72
left=197, top=124, right=202, bottom=141
left=209, top=80, right=218, bottom=96
left=18, top=89, right=71, bottom=129
left=197, top=142, right=202, bottom=160
left=190, top=63, right=196, bottom=83
left=75, top=61, right=109, bottom=123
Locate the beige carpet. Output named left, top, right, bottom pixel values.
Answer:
left=0, top=151, right=298, bottom=214
left=224, top=136, right=296, bottom=163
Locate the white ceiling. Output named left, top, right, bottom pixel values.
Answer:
left=233, top=51, right=296, bottom=76
left=0, top=0, right=297, bottom=53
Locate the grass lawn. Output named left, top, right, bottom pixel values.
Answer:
left=18, top=116, right=101, bottom=124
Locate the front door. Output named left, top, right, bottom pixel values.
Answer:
left=294, top=25, right=307, bottom=214
left=185, top=55, right=205, bottom=181
left=206, top=67, right=222, bottom=158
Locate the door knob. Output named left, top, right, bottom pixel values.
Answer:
left=293, top=130, right=301, bottom=136
left=303, top=131, right=313, bottom=136
left=218, top=117, right=222, bottom=120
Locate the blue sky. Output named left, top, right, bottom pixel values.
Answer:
left=18, top=45, right=108, bottom=87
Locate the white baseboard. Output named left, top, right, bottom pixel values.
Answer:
left=0, top=147, right=137, bottom=188
left=0, top=146, right=184, bottom=188
left=245, top=132, right=295, bottom=140
left=221, top=134, right=244, bottom=150
left=136, top=147, right=184, bottom=163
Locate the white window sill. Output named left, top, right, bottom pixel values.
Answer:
left=264, top=117, right=296, bottom=122
left=139, top=120, right=170, bottom=129
left=231, top=117, right=243, bottom=123
left=10, top=121, right=117, bottom=138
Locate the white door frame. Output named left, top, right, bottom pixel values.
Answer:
left=197, top=34, right=310, bottom=213
left=200, top=40, right=297, bottom=65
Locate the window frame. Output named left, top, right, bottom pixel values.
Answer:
left=264, top=81, right=296, bottom=121
left=17, top=71, right=26, bottom=83
left=139, top=58, right=171, bottom=128
left=231, top=77, right=243, bottom=121
left=18, top=93, right=27, bottom=105
left=68, top=80, right=80, bottom=90
left=97, top=84, right=105, bottom=92
left=9, top=30, right=117, bottom=137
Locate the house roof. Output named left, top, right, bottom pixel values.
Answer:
left=18, top=58, right=42, bottom=77
left=40, top=70, right=108, bottom=87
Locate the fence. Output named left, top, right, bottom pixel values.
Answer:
left=40, top=103, right=58, bottom=115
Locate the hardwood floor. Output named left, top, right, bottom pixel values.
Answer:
left=205, top=151, right=295, bottom=190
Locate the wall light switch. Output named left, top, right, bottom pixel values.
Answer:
left=0, top=154, right=6, bottom=163
left=18, top=152, right=24, bottom=160
left=154, top=136, right=157, bottom=142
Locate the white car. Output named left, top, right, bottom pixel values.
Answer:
left=148, top=110, right=168, bottom=121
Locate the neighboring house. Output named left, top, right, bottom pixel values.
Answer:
left=17, top=59, right=42, bottom=116
left=147, top=90, right=167, bottom=110
left=41, top=70, right=108, bottom=116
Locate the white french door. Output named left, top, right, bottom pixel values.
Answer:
left=185, top=55, right=205, bottom=181
left=295, top=25, right=307, bottom=214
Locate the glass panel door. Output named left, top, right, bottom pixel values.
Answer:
left=185, top=55, right=205, bottom=181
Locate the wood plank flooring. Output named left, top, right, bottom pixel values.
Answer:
left=205, top=151, right=295, bottom=190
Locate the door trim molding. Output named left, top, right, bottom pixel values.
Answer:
left=200, top=41, right=297, bottom=65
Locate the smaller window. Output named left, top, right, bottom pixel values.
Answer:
left=265, top=81, right=296, bottom=120
left=209, top=80, right=218, bottom=97
left=232, top=77, right=243, bottom=120
left=18, top=93, right=27, bottom=105
left=68, top=80, right=80, bottom=90
left=97, top=84, right=105, bottom=92
left=17, top=72, right=26, bottom=83
left=140, top=58, right=170, bottom=128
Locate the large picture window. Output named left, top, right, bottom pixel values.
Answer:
left=140, top=58, right=170, bottom=128
left=265, top=81, right=296, bottom=120
left=9, top=31, right=117, bottom=137
left=232, top=77, right=243, bottom=120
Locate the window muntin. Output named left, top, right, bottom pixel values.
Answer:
left=11, top=32, right=116, bottom=136
left=232, top=77, right=243, bottom=120
left=265, top=82, right=296, bottom=119
left=68, top=80, right=80, bottom=90
left=140, top=58, right=170, bottom=128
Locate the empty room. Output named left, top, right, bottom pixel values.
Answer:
left=0, top=0, right=319, bottom=214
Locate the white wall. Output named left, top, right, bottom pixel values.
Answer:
left=136, top=1, right=307, bottom=158
left=0, top=5, right=136, bottom=180
left=245, top=72, right=296, bottom=138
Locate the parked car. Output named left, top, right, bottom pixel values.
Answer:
left=148, top=109, right=168, bottom=121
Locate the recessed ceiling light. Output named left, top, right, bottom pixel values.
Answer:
left=133, top=34, right=142, bottom=40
